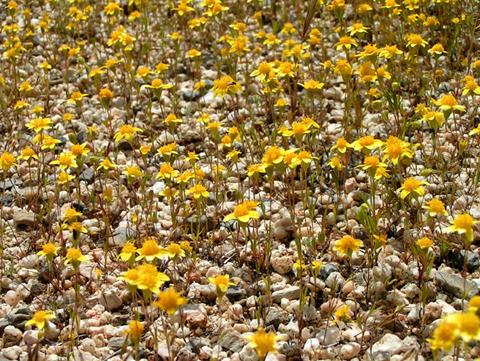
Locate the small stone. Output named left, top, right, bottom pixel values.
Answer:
left=449, top=250, right=480, bottom=273
left=157, top=131, right=175, bottom=144
left=73, top=349, right=98, bottom=361
left=199, top=346, right=213, bottom=360
left=219, top=331, right=246, bottom=353
left=226, top=286, right=247, bottom=302
left=239, top=345, right=257, bottom=361
left=325, top=272, right=345, bottom=290
left=182, top=90, right=201, bottom=102
left=265, top=352, right=287, bottom=361
left=368, top=333, right=403, bottom=361
left=13, top=210, right=36, bottom=229
left=197, top=284, right=217, bottom=301
left=45, top=324, right=60, bottom=341
left=324, top=87, right=343, bottom=101
left=265, top=307, right=290, bottom=327
left=7, top=307, right=30, bottom=329
left=433, top=270, right=479, bottom=298
left=0, top=179, right=21, bottom=191
left=108, top=337, right=125, bottom=350
left=151, top=181, right=165, bottom=194
left=19, top=187, right=39, bottom=201
left=0, top=319, right=9, bottom=334
left=206, top=266, right=221, bottom=278
left=320, top=298, right=343, bottom=314
left=401, top=283, right=420, bottom=300
left=182, top=304, right=208, bottom=329
left=80, top=168, right=95, bottom=183
left=343, top=327, right=369, bottom=342
left=2, top=346, right=22, bottom=360
left=3, top=325, right=22, bottom=347
left=110, top=225, right=136, bottom=246
left=303, top=337, right=320, bottom=355
left=273, top=218, right=295, bottom=242
left=272, top=286, right=301, bottom=302
left=342, top=281, right=355, bottom=295
left=340, top=342, right=361, bottom=360
left=344, top=178, right=358, bottom=193
left=99, top=290, right=123, bottom=311
left=318, top=327, right=340, bottom=346
left=23, top=330, right=39, bottom=346
left=271, top=255, right=294, bottom=275
left=4, top=290, right=20, bottom=307
left=319, top=263, right=339, bottom=280
left=157, top=342, right=170, bottom=359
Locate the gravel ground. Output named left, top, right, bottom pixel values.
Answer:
left=1, top=0, right=480, bottom=360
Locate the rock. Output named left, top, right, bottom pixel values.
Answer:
left=19, top=187, right=40, bottom=201
left=73, top=349, right=99, bottom=361
left=200, top=91, right=216, bottom=106
left=325, top=272, right=345, bottom=290
left=318, top=327, right=340, bottom=346
left=7, top=307, right=31, bottom=329
left=0, top=318, right=9, bottom=334
left=182, top=304, right=208, bottom=329
left=386, top=289, right=409, bottom=307
left=425, top=300, right=455, bottom=320
left=110, top=225, right=136, bottom=246
left=368, top=333, right=403, bottom=361
left=449, top=250, right=480, bottom=273
left=219, top=331, right=246, bottom=353
left=150, top=181, right=166, bottom=195
left=400, top=283, right=420, bottom=300
left=116, top=140, right=134, bottom=151
left=433, top=270, right=479, bottom=298
left=2, top=346, right=22, bottom=360
left=99, top=290, right=123, bottom=311
left=319, top=263, right=339, bottom=280
left=1, top=192, right=14, bottom=206
left=342, top=281, right=355, bottom=295
left=177, top=345, right=197, bottom=361
left=265, top=307, right=290, bottom=328
left=324, top=87, right=343, bottom=101
left=271, top=255, right=294, bottom=275
left=239, top=345, right=257, bottom=361
left=4, top=291, right=20, bottom=307
left=182, top=90, right=202, bottom=101
left=3, top=325, right=22, bottom=347
left=199, top=284, right=217, bottom=301
left=45, top=324, right=59, bottom=341
left=0, top=179, right=21, bottom=191
left=272, top=286, right=301, bottom=302
left=320, top=298, right=343, bottom=314
left=303, top=337, right=320, bottom=355
left=273, top=218, right=295, bottom=242
left=23, top=330, right=39, bottom=346
left=13, top=210, right=36, bottom=229
left=344, top=178, right=358, bottom=194
left=157, top=341, right=170, bottom=359
left=108, top=337, right=125, bottom=350
left=157, top=131, right=175, bottom=144
left=226, top=286, right=247, bottom=302
left=343, top=326, right=370, bottom=342
left=340, top=342, right=361, bottom=360
left=80, top=168, right=95, bottom=183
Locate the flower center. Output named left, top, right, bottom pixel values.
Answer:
left=403, top=178, right=420, bottom=192
left=142, top=240, right=160, bottom=255
left=454, top=214, right=474, bottom=230
left=234, top=204, right=249, bottom=218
